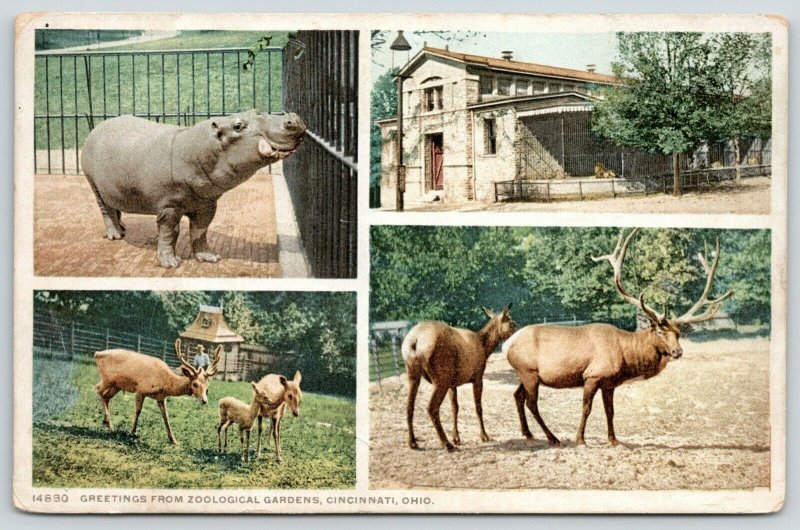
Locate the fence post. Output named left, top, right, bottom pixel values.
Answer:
left=137, top=334, right=141, bottom=352
left=371, top=338, right=382, bottom=388
left=546, top=180, right=551, bottom=202
left=611, top=179, right=615, bottom=198
left=105, top=327, right=110, bottom=349
left=391, top=335, right=401, bottom=378
left=162, top=340, right=167, bottom=362
left=578, top=181, right=583, bottom=201
left=494, top=182, right=498, bottom=203
left=70, top=321, right=75, bottom=360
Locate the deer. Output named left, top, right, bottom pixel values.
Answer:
left=403, top=304, right=516, bottom=452
left=217, top=382, right=276, bottom=462
left=253, top=371, right=303, bottom=463
left=94, top=338, right=222, bottom=444
left=504, top=228, right=733, bottom=447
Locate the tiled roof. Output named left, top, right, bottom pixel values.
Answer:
left=420, top=46, right=619, bottom=85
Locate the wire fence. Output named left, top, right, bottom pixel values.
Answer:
left=369, top=316, right=587, bottom=383
left=495, top=164, right=771, bottom=203
left=34, top=46, right=283, bottom=174
left=32, top=312, right=280, bottom=381
left=282, top=30, right=358, bottom=279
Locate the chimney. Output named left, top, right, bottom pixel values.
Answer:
left=501, top=50, right=514, bottom=61
left=586, top=64, right=596, bottom=73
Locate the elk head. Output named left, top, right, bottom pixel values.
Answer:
left=481, top=303, right=517, bottom=341
left=592, top=228, right=733, bottom=360
left=174, top=339, right=223, bottom=405
left=279, top=371, right=303, bottom=417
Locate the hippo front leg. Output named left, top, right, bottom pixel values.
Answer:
left=156, top=207, right=182, bottom=268
left=188, top=204, right=220, bottom=263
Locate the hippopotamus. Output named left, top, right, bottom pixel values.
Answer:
left=81, top=110, right=306, bottom=268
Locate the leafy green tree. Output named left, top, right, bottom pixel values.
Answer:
left=370, top=67, right=398, bottom=202
left=218, top=291, right=264, bottom=343
left=593, top=32, right=717, bottom=196
left=157, top=291, right=211, bottom=334
left=706, top=33, right=772, bottom=182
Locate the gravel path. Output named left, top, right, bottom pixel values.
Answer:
left=369, top=336, right=771, bottom=490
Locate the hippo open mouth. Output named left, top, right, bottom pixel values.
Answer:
left=258, top=136, right=304, bottom=160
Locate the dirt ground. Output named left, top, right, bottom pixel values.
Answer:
left=34, top=172, right=280, bottom=277
left=369, top=336, right=771, bottom=490
left=401, top=177, right=771, bottom=215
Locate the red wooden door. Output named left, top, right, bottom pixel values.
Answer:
left=431, top=135, right=444, bottom=190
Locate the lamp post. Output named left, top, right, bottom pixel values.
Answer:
left=390, top=31, right=411, bottom=211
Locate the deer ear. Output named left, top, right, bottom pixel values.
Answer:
left=279, top=375, right=288, bottom=387
left=180, top=366, right=194, bottom=377
left=481, top=306, right=494, bottom=318
left=293, top=371, right=302, bottom=384
left=251, top=381, right=258, bottom=390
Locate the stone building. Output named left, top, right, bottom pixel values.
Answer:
left=377, top=46, right=621, bottom=205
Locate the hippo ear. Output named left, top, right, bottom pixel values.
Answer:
left=211, top=121, right=218, bottom=129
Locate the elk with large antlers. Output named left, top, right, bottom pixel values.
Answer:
left=94, top=338, right=222, bottom=444
left=403, top=304, right=517, bottom=451
left=504, top=228, right=733, bottom=446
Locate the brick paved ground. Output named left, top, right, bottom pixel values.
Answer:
left=34, top=172, right=280, bottom=277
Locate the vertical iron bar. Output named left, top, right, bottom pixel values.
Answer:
left=236, top=51, right=241, bottom=111
left=191, top=52, right=196, bottom=124
left=59, top=57, right=65, bottom=172
left=176, top=53, right=181, bottom=125
left=161, top=54, right=165, bottom=122
left=251, top=52, right=256, bottom=109
left=221, top=52, right=226, bottom=113
left=206, top=52, right=210, bottom=118
left=146, top=54, right=151, bottom=120
left=45, top=56, right=51, bottom=173
left=267, top=52, right=272, bottom=112
left=102, top=55, right=107, bottom=119
left=73, top=56, right=79, bottom=173
left=131, top=54, right=136, bottom=116
left=117, top=55, right=121, bottom=115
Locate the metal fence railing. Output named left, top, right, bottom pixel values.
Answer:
left=34, top=46, right=283, bottom=174
left=495, top=164, right=771, bottom=203
left=282, top=30, right=358, bottom=279
left=369, top=316, right=587, bottom=384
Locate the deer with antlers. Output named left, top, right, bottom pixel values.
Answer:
left=504, top=228, right=733, bottom=446
left=94, top=338, right=222, bottom=444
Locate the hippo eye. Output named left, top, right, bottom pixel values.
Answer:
left=233, top=122, right=244, bottom=132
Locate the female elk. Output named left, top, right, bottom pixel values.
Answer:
left=94, top=339, right=221, bottom=444
left=403, top=304, right=516, bottom=451
left=505, top=228, right=733, bottom=446
left=253, top=371, right=303, bottom=463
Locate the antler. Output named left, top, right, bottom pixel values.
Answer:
left=673, top=237, right=734, bottom=325
left=591, top=228, right=662, bottom=323
left=174, top=338, right=197, bottom=376
left=206, top=344, right=223, bottom=377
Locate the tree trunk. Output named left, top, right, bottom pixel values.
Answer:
left=672, top=152, right=682, bottom=197
left=733, top=136, right=741, bottom=185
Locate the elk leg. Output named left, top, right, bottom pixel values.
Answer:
left=427, top=384, right=454, bottom=452
left=601, top=388, right=619, bottom=446
left=525, top=380, right=560, bottom=446
left=514, top=384, right=534, bottom=440
left=473, top=379, right=491, bottom=442
left=449, top=388, right=461, bottom=445
left=131, top=393, right=145, bottom=435
left=217, top=421, right=223, bottom=452
left=255, top=416, right=263, bottom=458
left=95, top=383, right=119, bottom=432
left=244, top=429, right=251, bottom=463
left=269, top=418, right=276, bottom=447
left=576, top=379, right=600, bottom=445
left=157, top=399, right=178, bottom=445
left=223, top=422, right=230, bottom=451
left=239, top=427, right=246, bottom=462
left=274, top=417, right=283, bottom=464
left=406, top=371, right=422, bottom=449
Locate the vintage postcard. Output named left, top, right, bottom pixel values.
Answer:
left=14, top=12, right=787, bottom=514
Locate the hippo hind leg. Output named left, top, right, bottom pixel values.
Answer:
left=86, top=176, right=125, bottom=240
left=156, top=207, right=182, bottom=268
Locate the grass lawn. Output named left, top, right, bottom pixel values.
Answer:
left=32, top=357, right=355, bottom=489
left=34, top=31, right=288, bottom=153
